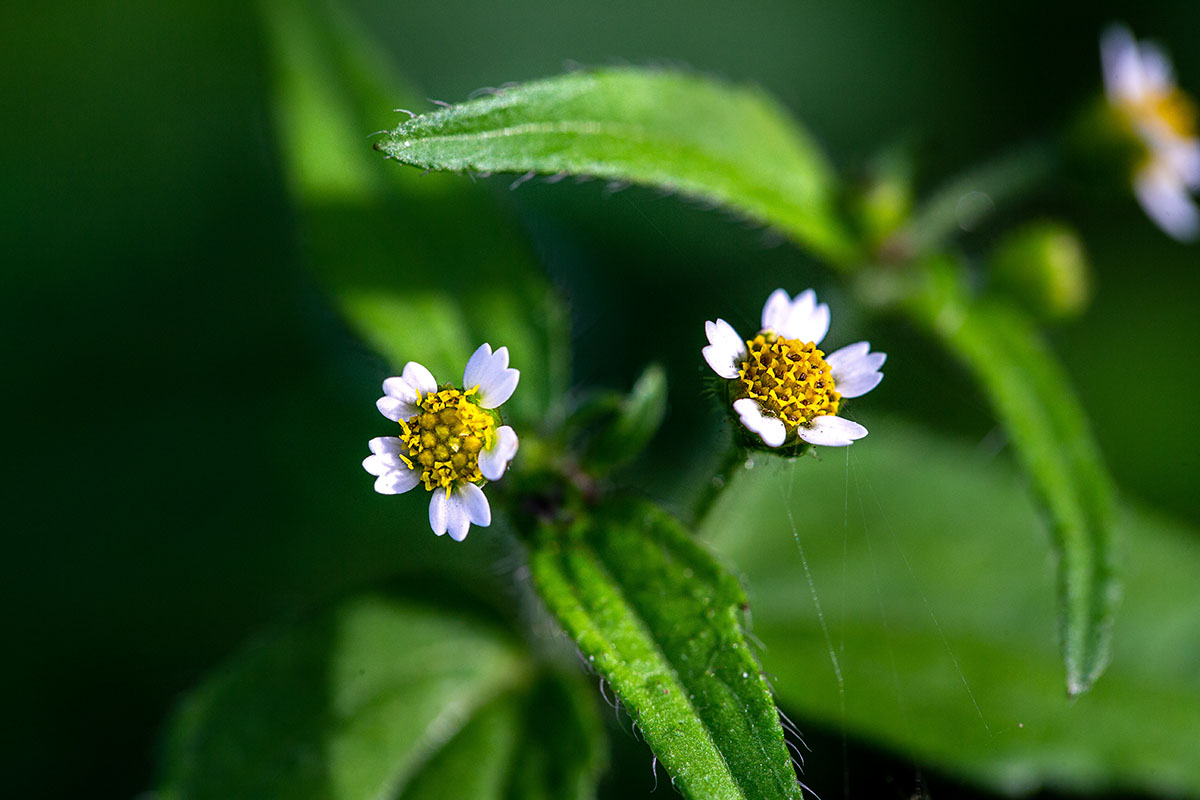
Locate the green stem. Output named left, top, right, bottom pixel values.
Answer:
left=891, top=140, right=1058, bottom=258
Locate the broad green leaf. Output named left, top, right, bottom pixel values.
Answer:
left=902, top=257, right=1117, bottom=696
left=158, top=595, right=526, bottom=800
left=158, top=594, right=606, bottom=800
left=702, top=419, right=1200, bottom=796
left=260, top=0, right=567, bottom=425
left=398, top=673, right=605, bottom=800
left=496, top=673, right=608, bottom=800
left=529, top=498, right=802, bottom=800
left=376, top=69, right=857, bottom=265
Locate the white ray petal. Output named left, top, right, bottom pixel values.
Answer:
left=362, top=455, right=389, bottom=477
left=702, top=319, right=747, bottom=379
left=797, top=415, right=868, bottom=447
left=1135, top=165, right=1200, bottom=241
left=478, top=367, right=520, bottom=409
left=780, top=291, right=830, bottom=345
left=464, top=343, right=520, bottom=408
left=760, top=289, right=791, bottom=332
left=402, top=361, right=438, bottom=396
left=1101, top=24, right=1142, bottom=102
left=733, top=398, right=786, bottom=448
left=382, top=376, right=419, bottom=405
left=463, top=343, right=499, bottom=390
left=444, top=489, right=471, bottom=541
left=479, top=425, right=519, bottom=481
left=366, top=437, right=412, bottom=476
left=459, top=482, right=492, bottom=528
left=369, top=436, right=406, bottom=457
left=376, top=396, right=416, bottom=422
left=827, top=341, right=886, bottom=398
left=363, top=445, right=411, bottom=476
left=373, top=468, right=420, bottom=494
left=428, top=487, right=450, bottom=535
left=1137, top=41, right=1174, bottom=94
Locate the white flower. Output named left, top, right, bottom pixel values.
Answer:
left=1101, top=24, right=1200, bottom=241
left=703, top=288, right=884, bottom=448
left=363, top=343, right=520, bottom=541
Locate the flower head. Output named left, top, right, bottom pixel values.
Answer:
left=1101, top=24, right=1200, bottom=241
left=363, top=344, right=520, bottom=541
left=703, top=289, right=884, bottom=449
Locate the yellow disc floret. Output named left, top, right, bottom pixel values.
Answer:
left=738, top=332, right=840, bottom=429
left=1125, top=87, right=1198, bottom=139
left=398, top=386, right=496, bottom=492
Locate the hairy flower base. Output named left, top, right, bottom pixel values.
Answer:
left=739, top=333, right=841, bottom=429
left=399, top=387, right=497, bottom=492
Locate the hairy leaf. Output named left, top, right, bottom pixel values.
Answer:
left=377, top=69, right=856, bottom=264
left=529, top=498, right=802, bottom=800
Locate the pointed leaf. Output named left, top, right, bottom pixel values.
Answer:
left=905, top=258, right=1117, bottom=695
left=529, top=498, right=802, bottom=800
left=377, top=69, right=857, bottom=264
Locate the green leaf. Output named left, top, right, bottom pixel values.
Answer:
left=529, top=498, right=802, bottom=800
left=376, top=69, right=857, bottom=265
left=260, top=0, right=568, bottom=426
left=905, top=257, right=1117, bottom=696
left=158, top=594, right=606, bottom=800
left=159, top=595, right=524, bottom=800
left=702, top=419, right=1200, bottom=796
left=397, top=673, right=606, bottom=800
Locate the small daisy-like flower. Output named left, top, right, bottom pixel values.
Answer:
left=363, top=344, right=520, bottom=541
left=1101, top=24, right=1200, bottom=241
left=703, top=289, right=884, bottom=449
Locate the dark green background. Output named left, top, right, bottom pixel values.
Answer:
left=3, top=1, right=1197, bottom=797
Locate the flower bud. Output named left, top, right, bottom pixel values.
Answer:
left=578, top=364, right=668, bottom=475
left=855, top=148, right=915, bottom=247
left=987, top=221, right=1092, bottom=320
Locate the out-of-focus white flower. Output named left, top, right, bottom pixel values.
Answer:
left=363, top=344, right=519, bottom=542
left=703, top=288, right=884, bottom=449
left=1101, top=24, right=1200, bottom=241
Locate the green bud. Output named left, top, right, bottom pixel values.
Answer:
left=855, top=146, right=915, bottom=246
left=988, top=220, right=1092, bottom=320
left=578, top=364, right=668, bottom=476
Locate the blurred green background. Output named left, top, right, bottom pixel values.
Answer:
left=4, top=1, right=1198, bottom=798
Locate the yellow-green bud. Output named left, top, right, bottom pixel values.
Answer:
left=856, top=148, right=915, bottom=247
left=988, top=221, right=1092, bottom=320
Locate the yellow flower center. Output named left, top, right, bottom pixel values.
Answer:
left=1123, top=88, right=1198, bottom=139
left=398, top=387, right=496, bottom=492
left=738, top=332, right=841, bottom=429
